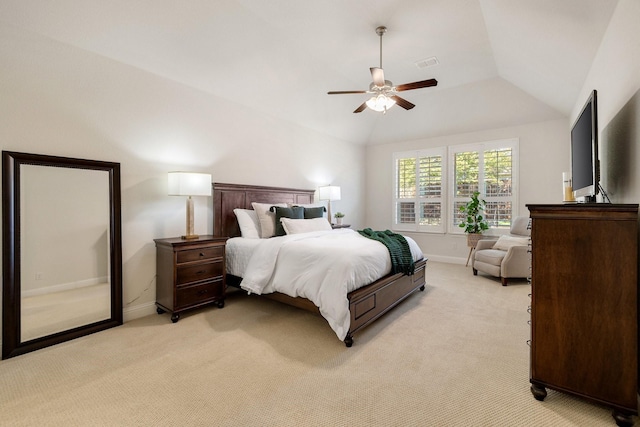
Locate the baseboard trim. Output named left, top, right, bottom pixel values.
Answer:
left=424, top=254, right=467, bottom=265
left=123, top=301, right=156, bottom=323
left=22, top=276, right=109, bottom=297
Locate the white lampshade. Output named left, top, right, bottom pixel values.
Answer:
left=366, top=94, right=396, bottom=112
left=168, top=172, right=212, bottom=197
left=319, top=185, right=341, bottom=201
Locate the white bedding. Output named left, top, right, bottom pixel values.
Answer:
left=226, top=237, right=261, bottom=277
left=227, top=229, right=423, bottom=341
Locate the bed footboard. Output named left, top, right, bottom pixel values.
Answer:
left=344, top=258, right=427, bottom=347
left=227, top=258, right=427, bottom=347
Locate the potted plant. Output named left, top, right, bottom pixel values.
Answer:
left=334, top=212, right=345, bottom=225
left=458, top=191, right=489, bottom=248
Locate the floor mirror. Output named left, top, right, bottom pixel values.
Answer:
left=2, top=151, right=123, bottom=359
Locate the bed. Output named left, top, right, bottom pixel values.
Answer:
left=213, top=182, right=427, bottom=347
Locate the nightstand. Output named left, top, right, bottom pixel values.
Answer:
left=154, top=235, right=227, bottom=323
left=332, top=224, right=351, bottom=229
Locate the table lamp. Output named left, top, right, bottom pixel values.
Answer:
left=168, top=172, right=212, bottom=239
left=319, top=185, right=341, bottom=224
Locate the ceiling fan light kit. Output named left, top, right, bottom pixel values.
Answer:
left=365, top=94, right=396, bottom=113
left=328, top=26, right=438, bottom=114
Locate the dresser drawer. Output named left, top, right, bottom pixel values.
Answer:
left=176, top=280, right=223, bottom=308
left=177, top=246, right=224, bottom=264
left=176, top=261, right=223, bottom=285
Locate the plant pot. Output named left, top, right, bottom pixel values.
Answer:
left=467, top=233, right=483, bottom=248
left=336, top=218, right=343, bottom=225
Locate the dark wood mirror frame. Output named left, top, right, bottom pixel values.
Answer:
left=2, top=151, right=123, bottom=359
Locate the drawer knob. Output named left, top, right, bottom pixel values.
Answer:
left=199, top=252, right=205, bottom=257
left=198, top=289, right=209, bottom=295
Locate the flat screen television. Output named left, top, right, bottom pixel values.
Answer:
left=570, top=89, right=599, bottom=202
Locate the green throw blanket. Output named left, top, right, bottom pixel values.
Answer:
left=357, top=228, right=415, bottom=276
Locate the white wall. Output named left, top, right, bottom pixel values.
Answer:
left=573, top=0, right=640, bottom=205
left=0, top=25, right=365, bottom=326
left=365, top=119, right=569, bottom=263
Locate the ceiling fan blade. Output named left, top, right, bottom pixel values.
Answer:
left=327, top=90, right=368, bottom=95
left=395, top=78, right=438, bottom=92
left=390, top=95, right=415, bottom=110
left=353, top=102, right=367, bottom=113
left=370, top=67, right=385, bottom=87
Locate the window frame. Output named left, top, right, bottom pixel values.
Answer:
left=392, top=147, right=447, bottom=233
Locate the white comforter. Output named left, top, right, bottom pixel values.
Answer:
left=239, top=229, right=423, bottom=341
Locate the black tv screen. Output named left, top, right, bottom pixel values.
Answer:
left=570, top=90, right=598, bottom=201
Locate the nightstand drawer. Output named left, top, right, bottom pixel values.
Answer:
left=177, top=246, right=224, bottom=264
left=176, top=261, right=223, bottom=285
left=176, top=280, right=223, bottom=308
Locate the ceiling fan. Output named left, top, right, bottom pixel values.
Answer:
left=328, top=26, right=438, bottom=114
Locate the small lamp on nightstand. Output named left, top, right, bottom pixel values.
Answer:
left=319, top=185, right=341, bottom=224
left=168, top=172, right=212, bottom=239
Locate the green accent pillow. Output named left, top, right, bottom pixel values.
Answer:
left=303, top=206, right=325, bottom=219
left=273, top=206, right=304, bottom=236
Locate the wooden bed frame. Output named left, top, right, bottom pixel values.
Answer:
left=213, top=182, right=427, bottom=347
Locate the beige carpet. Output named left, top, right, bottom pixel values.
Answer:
left=0, top=262, right=620, bottom=426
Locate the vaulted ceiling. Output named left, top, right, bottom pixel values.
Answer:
left=0, top=0, right=619, bottom=145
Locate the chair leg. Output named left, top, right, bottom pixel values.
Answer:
left=501, top=277, right=508, bottom=286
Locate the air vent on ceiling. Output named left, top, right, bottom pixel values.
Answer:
left=415, top=56, right=439, bottom=69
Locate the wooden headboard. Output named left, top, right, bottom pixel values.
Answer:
left=213, top=182, right=316, bottom=237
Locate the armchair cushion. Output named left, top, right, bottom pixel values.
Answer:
left=493, top=235, right=529, bottom=250
left=510, top=216, right=531, bottom=237
left=474, top=249, right=506, bottom=267
left=475, top=238, right=498, bottom=251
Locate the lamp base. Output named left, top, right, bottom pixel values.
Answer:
left=182, top=197, right=199, bottom=240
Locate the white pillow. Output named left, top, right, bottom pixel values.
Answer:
left=493, top=235, right=529, bottom=250
left=233, top=209, right=260, bottom=239
left=251, top=202, right=288, bottom=238
left=281, top=217, right=333, bottom=235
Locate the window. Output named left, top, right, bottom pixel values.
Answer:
left=393, top=148, right=446, bottom=233
left=392, top=139, right=518, bottom=233
left=449, top=139, right=518, bottom=233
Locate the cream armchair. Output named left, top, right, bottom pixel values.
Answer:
left=472, top=216, right=531, bottom=286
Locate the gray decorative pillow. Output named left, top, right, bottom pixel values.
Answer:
left=303, top=206, right=326, bottom=219
left=274, top=206, right=304, bottom=236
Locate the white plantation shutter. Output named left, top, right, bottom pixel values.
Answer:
left=393, top=148, right=446, bottom=233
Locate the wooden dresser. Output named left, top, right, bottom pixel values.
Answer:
left=154, top=235, right=227, bottom=323
left=527, top=204, right=638, bottom=427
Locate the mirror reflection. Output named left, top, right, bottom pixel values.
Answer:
left=20, top=165, right=112, bottom=342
